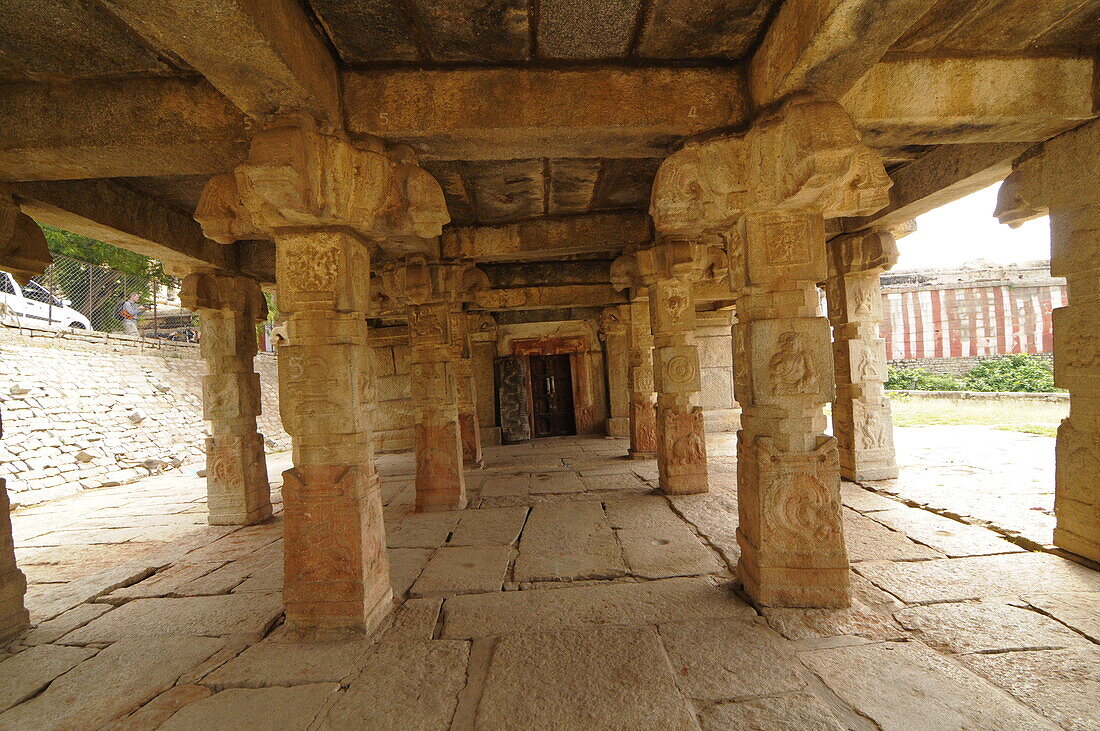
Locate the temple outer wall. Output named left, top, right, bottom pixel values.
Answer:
left=0, top=327, right=288, bottom=507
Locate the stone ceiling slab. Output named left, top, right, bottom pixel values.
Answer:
left=636, top=0, right=775, bottom=59
left=417, top=0, right=530, bottom=62
left=464, top=159, right=546, bottom=223
left=548, top=159, right=601, bottom=215
left=537, top=0, right=640, bottom=59
left=305, top=0, right=421, bottom=62
left=591, top=158, right=660, bottom=210
left=891, top=0, right=1100, bottom=53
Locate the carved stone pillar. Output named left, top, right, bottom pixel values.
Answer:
left=824, top=231, right=899, bottom=481
left=651, top=94, right=893, bottom=607
left=180, top=272, right=272, bottom=525
left=997, top=121, right=1100, bottom=563
left=627, top=296, right=658, bottom=458
left=451, top=308, right=483, bottom=468
left=195, top=116, right=450, bottom=635
left=0, top=191, right=50, bottom=642
left=599, top=306, right=631, bottom=438
left=638, top=240, right=709, bottom=495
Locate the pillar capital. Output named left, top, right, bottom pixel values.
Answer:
left=827, top=229, right=899, bottom=278
left=598, top=306, right=627, bottom=340
left=180, top=271, right=268, bottom=321
left=0, top=189, right=52, bottom=285
left=195, top=115, right=449, bottom=246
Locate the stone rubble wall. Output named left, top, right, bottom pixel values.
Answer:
left=0, top=327, right=288, bottom=508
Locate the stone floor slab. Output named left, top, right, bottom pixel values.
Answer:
left=476, top=627, right=697, bottom=730
left=448, top=506, right=528, bottom=546
left=410, top=545, right=514, bottom=597
left=385, top=511, right=462, bottom=549
left=603, top=496, right=686, bottom=531
left=800, top=641, right=1058, bottom=730
left=843, top=508, right=944, bottom=562
left=841, top=483, right=902, bottom=513
left=0, top=636, right=226, bottom=729
left=870, top=507, right=1025, bottom=557
left=478, top=473, right=530, bottom=498
left=659, top=617, right=806, bottom=701
left=1024, top=592, right=1100, bottom=642
left=160, top=683, right=340, bottom=730
left=763, top=603, right=906, bottom=642
left=528, top=470, right=585, bottom=494
left=201, top=629, right=377, bottom=690
left=617, top=524, right=724, bottom=579
left=960, top=647, right=1100, bottom=731
left=442, top=577, right=754, bottom=639
left=698, top=693, right=844, bottom=730
left=59, top=593, right=283, bottom=644
left=112, top=684, right=212, bottom=730
left=513, top=501, right=626, bottom=582
left=894, top=601, right=1094, bottom=654
left=0, top=644, right=98, bottom=713
left=19, top=602, right=112, bottom=645
left=855, top=552, right=1100, bottom=604
left=388, top=547, right=433, bottom=599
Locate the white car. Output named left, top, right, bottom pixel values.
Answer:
left=0, top=271, right=93, bottom=331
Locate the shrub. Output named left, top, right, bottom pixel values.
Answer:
left=963, top=354, right=1057, bottom=392
left=885, top=366, right=963, bottom=391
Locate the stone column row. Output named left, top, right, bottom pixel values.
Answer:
left=627, top=296, right=658, bottom=458
left=599, top=306, right=631, bottom=438
left=451, top=308, right=483, bottom=468
left=180, top=272, right=272, bottom=525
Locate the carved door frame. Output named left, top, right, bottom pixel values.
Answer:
left=510, top=336, right=599, bottom=435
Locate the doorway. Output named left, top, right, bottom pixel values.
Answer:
left=528, top=354, right=576, bottom=438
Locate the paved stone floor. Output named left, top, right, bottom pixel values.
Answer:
left=2, top=434, right=1098, bottom=729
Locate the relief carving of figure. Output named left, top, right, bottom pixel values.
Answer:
left=856, top=345, right=881, bottom=382
left=769, top=331, right=818, bottom=396
left=860, top=407, right=889, bottom=450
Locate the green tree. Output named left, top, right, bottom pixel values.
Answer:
left=41, top=224, right=171, bottom=282
left=963, top=354, right=1057, bottom=392
left=885, top=366, right=964, bottom=391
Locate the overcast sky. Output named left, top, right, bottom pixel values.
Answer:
left=894, top=183, right=1051, bottom=271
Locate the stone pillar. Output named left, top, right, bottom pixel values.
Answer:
left=650, top=94, right=893, bottom=607
left=627, top=296, right=658, bottom=458
left=599, top=306, right=631, bottom=438
left=469, top=314, right=501, bottom=446
left=639, top=240, right=709, bottom=494
left=997, top=121, right=1100, bottom=563
left=451, top=308, right=483, bottom=468
left=0, top=190, right=50, bottom=642
left=194, top=116, right=450, bottom=635
left=180, top=272, right=272, bottom=525
left=824, top=230, right=899, bottom=481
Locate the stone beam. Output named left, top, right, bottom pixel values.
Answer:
left=100, top=0, right=340, bottom=123
left=443, top=214, right=652, bottom=262
left=470, top=284, right=627, bottom=311
left=13, top=180, right=274, bottom=281
left=847, top=57, right=1096, bottom=147
left=344, top=68, right=750, bottom=161
left=0, top=78, right=248, bottom=182
left=749, top=0, right=935, bottom=107
left=840, top=142, right=1032, bottom=233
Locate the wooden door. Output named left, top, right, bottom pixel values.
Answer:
left=529, top=354, right=576, bottom=438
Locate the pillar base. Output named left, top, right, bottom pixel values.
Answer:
left=208, top=504, right=273, bottom=526
left=0, top=569, right=29, bottom=645
left=628, top=450, right=656, bottom=460
left=841, top=465, right=899, bottom=482
left=656, top=405, right=708, bottom=495
left=414, top=418, right=467, bottom=512
left=659, top=473, right=709, bottom=495
left=605, top=417, right=630, bottom=438
left=459, top=411, right=483, bottom=469
left=205, top=433, right=272, bottom=526
left=738, top=554, right=851, bottom=609
left=285, top=586, right=393, bottom=641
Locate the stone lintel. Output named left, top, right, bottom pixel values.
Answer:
left=845, top=56, right=1096, bottom=147
left=470, top=284, right=627, bottom=311
left=442, top=213, right=652, bottom=262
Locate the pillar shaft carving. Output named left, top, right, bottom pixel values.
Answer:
left=652, top=93, right=893, bottom=608
left=599, top=306, right=631, bottom=438
left=452, top=309, right=483, bottom=468
left=637, top=240, right=709, bottom=495
left=998, top=122, right=1100, bottom=563
left=825, top=230, right=899, bottom=481
left=180, top=272, right=272, bottom=525
left=626, top=297, right=658, bottom=458
left=195, top=115, right=449, bottom=635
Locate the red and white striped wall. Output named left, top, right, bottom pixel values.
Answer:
left=879, top=284, right=1066, bottom=360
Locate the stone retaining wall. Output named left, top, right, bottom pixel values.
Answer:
left=887, top=389, right=1068, bottom=401
left=0, top=327, right=288, bottom=507
left=889, top=352, right=1054, bottom=377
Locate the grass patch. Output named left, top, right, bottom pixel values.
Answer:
left=888, top=394, right=1065, bottom=438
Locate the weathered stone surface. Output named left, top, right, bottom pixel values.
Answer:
left=319, top=639, right=468, bottom=730
left=20, top=602, right=111, bottom=645
left=386, top=511, right=462, bottom=549
left=410, top=545, right=514, bottom=597
left=841, top=483, right=901, bottom=512
left=1024, top=593, right=1100, bottom=643
left=659, top=618, right=806, bottom=700
left=895, top=601, right=1093, bottom=654
left=478, top=473, right=530, bottom=498
left=855, top=553, right=1100, bottom=604
left=698, top=693, right=844, bottom=730
left=617, top=524, right=724, bottom=579
left=59, top=593, right=283, bottom=644
left=667, top=484, right=741, bottom=568
left=442, top=577, right=754, bottom=639
left=800, top=641, right=1057, bottom=730
left=764, top=603, right=906, bottom=642
left=960, top=648, right=1100, bottom=731
left=870, top=507, right=1023, bottom=558
left=514, top=501, right=626, bottom=582
left=0, top=644, right=97, bottom=713
left=112, top=684, right=212, bottom=731
left=388, top=548, right=433, bottom=599
left=0, top=637, right=225, bottom=729
left=448, top=507, right=528, bottom=546
left=528, top=471, right=585, bottom=494
left=202, top=628, right=378, bottom=690
left=843, top=508, right=943, bottom=562
left=603, top=496, right=685, bottom=531
left=160, top=683, right=341, bottom=730
left=476, top=627, right=697, bottom=729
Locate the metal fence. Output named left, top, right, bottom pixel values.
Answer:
left=25, top=254, right=192, bottom=339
